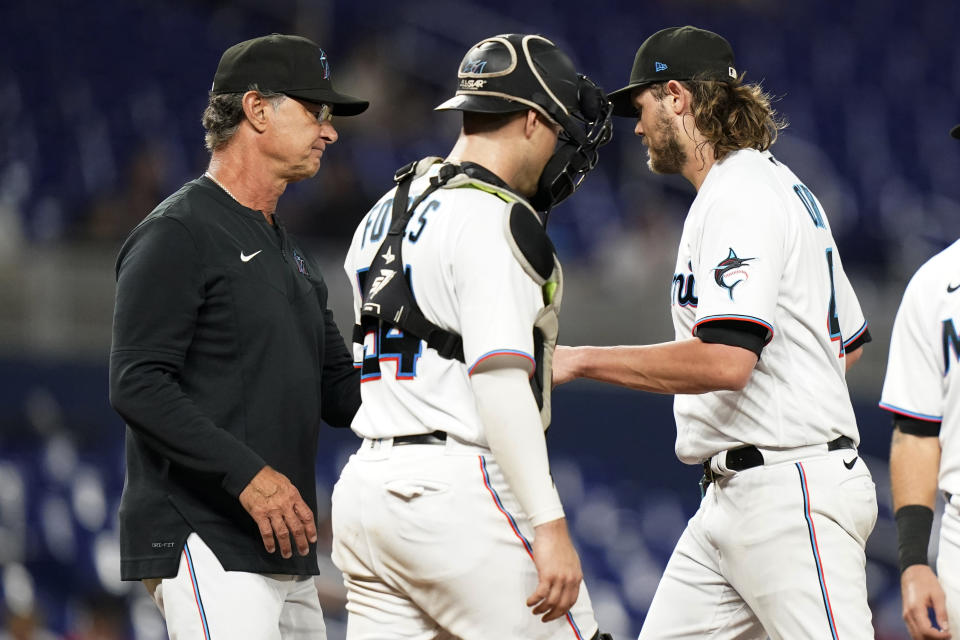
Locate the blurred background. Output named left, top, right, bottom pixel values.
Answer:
left=0, top=0, right=956, bottom=637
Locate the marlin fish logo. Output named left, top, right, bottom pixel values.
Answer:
left=318, top=49, right=330, bottom=79
left=461, top=59, right=488, bottom=74
left=713, top=249, right=754, bottom=300
left=292, top=250, right=308, bottom=275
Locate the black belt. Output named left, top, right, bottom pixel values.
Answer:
left=393, top=430, right=448, bottom=446
left=701, top=435, right=855, bottom=486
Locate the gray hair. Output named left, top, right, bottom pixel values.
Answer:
left=202, top=85, right=286, bottom=152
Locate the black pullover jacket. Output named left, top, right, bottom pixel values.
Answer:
left=109, top=176, right=360, bottom=579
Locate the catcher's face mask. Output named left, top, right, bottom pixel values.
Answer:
left=436, top=34, right=613, bottom=214
left=528, top=74, right=612, bottom=214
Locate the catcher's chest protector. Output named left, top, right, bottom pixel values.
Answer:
left=358, top=158, right=563, bottom=430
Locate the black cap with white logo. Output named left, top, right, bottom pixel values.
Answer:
left=211, top=34, right=369, bottom=116
left=607, top=26, right=738, bottom=117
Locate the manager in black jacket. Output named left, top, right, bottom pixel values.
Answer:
left=109, top=34, right=367, bottom=639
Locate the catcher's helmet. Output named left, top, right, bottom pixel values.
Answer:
left=436, top=34, right=581, bottom=127
left=437, top=34, right=613, bottom=212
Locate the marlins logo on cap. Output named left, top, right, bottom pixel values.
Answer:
left=461, top=59, right=489, bottom=75
left=318, top=49, right=330, bottom=80
left=211, top=34, right=368, bottom=116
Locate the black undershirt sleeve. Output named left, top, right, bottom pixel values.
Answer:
left=845, top=327, right=872, bottom=353
left=695, top=320, right=768, bottom=357
left=892, top=414, right=941, bottom=437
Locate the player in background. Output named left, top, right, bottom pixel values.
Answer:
left=879, top=123, right=960, bottom=640
left=552, top=26, right=876, bottom=638
left=330, top=34, right=613, bottom=640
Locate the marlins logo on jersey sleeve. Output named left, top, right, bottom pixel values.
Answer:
left=689, top=177, right=784, bottom=343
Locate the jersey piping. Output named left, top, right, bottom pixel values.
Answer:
left=692, top=314, right=775, bottom=343
left=879, top=402, right=942, bottom=423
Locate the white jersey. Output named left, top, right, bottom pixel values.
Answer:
left=880, top=239, right=960, bottom=497
left=343, top=163, right=545, bottom=444
left=670, top=148, right=868, bottom=463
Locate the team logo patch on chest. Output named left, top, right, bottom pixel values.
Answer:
left=293, top=250, right=308, bottom=275
left=713, top=248, right=754, bottom=300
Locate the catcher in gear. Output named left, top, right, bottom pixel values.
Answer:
left=331, top=33, right=613, bottom=640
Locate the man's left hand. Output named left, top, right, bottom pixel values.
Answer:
left=239, top=466, right=318, bottom=559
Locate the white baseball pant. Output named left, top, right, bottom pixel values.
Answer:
left=331, top=437, right=598, bottom=640
left=146, top=532, right=327, bottom=640
left=639, top=447, right=877, bottom=640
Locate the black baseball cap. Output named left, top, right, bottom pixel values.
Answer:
left=211, top=34, right=369, bottom=116
left=951, top=124, right=960, bottom=139
left=607, top=26, right=738, bottom=117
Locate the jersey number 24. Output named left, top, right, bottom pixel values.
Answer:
left=356, top=266, right=423, bottom=381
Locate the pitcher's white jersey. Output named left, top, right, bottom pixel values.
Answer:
left=343, top=163, right=544, bottom=444
left=670, top=149, right=869, bottom=463
left=880, top=239, right=960, bottom=497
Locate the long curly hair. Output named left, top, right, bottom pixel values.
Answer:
left=652, top=74, right=787, bottom=162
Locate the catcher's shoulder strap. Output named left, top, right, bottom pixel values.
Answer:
left=450, top=162, right=557, bottom=287
left=353, top=160, right=465, bottom=362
